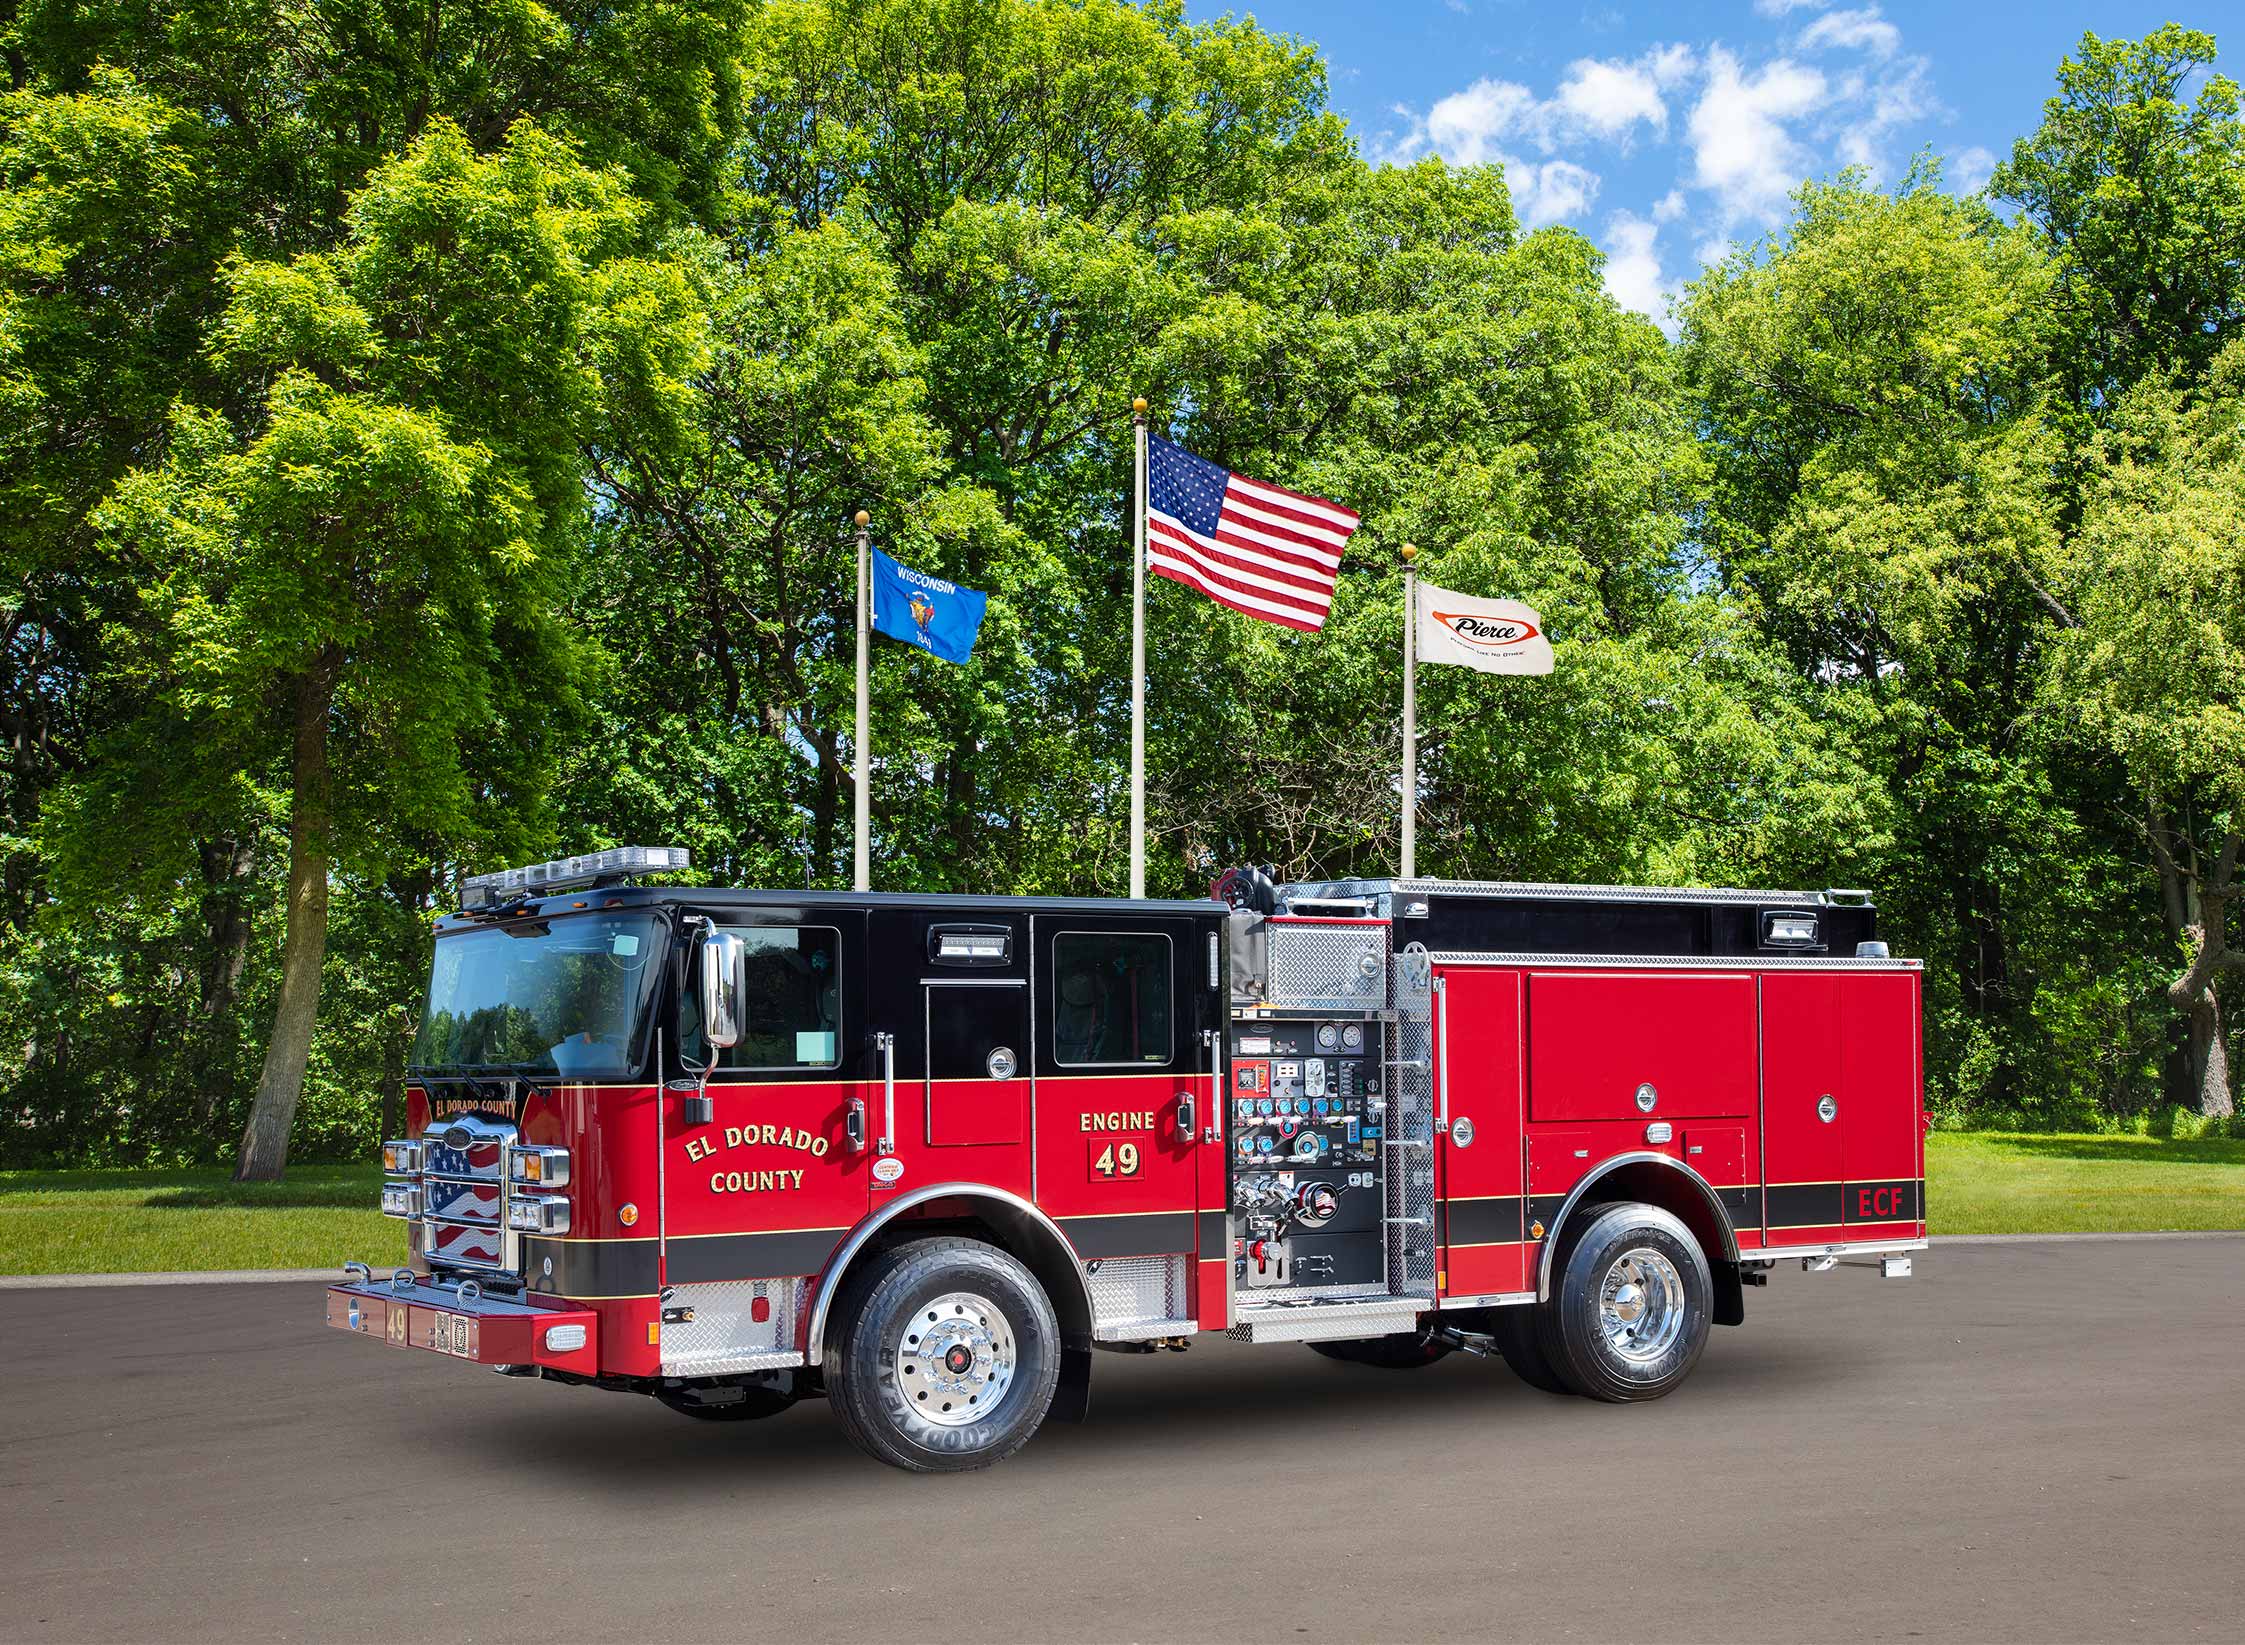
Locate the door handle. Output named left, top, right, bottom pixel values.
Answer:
left=1175, top=1091, right=1194, bottom=1140
left=876, top=1031, right=896, bottom=1156
left=845, top=1098, right=867, bottom=1152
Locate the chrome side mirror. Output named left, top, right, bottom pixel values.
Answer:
left=700, top=930, right=747, bottom=1050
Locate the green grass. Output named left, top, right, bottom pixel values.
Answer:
left=1, top=1134, right=2239, bottom=1274
left=1925, top=1131, right=2245, bottom=1234
left=0, top=1164, right=403, bottom=1276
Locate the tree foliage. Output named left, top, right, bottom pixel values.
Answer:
left=1, top=8, right=2239, bottom=1166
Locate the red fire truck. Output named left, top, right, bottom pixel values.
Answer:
left=326, top=846, right=1925, bottom=1471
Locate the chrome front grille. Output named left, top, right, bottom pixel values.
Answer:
left=415, top=1114, right=519, bottom=1279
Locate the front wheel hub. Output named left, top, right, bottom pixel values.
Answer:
left=894, top=1291, right=1016, bottom=1426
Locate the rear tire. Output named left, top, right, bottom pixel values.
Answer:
left=826, top=1236, right=1060, bottom=1473
left=1488, top=1303, right=1574, bottom=1395
left=1544, top=1202, right=1711, bottom=1402
left=1307, top=1327, right=1452, bottom=1369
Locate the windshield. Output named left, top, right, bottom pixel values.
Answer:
left=413, top=913, right=666, bottom=1080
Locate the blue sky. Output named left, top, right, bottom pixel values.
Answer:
left=1186, top=2, right=2213, bottom=325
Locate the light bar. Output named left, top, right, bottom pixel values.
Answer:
left=380, top=1181, right=421, bottom=1219
left=506, top=1195, right=571, bottom=1235
left=460, top=845, right=689, bottom=910
left=507, top=1145, right=571, bottom=1188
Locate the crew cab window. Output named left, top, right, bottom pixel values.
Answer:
left=681, top=925, right=843, bottom=1070
left=1052, top=932, right=1172, bottom=1066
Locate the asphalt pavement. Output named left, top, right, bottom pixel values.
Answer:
left=3, top=1237, right=2240, bottom=1643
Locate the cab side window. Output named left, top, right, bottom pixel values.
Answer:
left=1052, top=932, right=1172, bottom=1066
left=681, top=925, right=843, bottom=1070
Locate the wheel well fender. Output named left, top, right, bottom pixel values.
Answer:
left=805, top=1183, right=1095, bottom=1368
left=1536, top=1152, right=1741, bottom=1305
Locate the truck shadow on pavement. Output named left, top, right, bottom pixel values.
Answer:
left=435, top=1333, right=1860, bottom=1492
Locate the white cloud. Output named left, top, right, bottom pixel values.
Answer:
left=1602, top=212, right=1673, bottom=330
left=1651, top=188, right=1688, bottom=223
left=1833, top=55, right=1937, bottom=176
left=1513, top=159, right=1601, bottom=225
left=1555, top=58, right=1670, bottom=141
left=1687, top=49, right=1829, bottom=229
left=1415, top=76, right=1543, bottom=166
left=1798, top=6, right=1901, bottom=59
left=1951, top=145, right=1997, bottom=195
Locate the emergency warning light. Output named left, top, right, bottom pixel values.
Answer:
left=459, top=845, right=690, bottom=910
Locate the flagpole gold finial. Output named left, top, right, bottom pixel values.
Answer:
left=1400, top=542, right=1418, bottom=565
left=854, top=510, right=869, bottom=528
left=1132, top=396, right=1148, bottom=418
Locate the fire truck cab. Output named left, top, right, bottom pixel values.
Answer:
left=329, top=849, right=1926, bottom=1472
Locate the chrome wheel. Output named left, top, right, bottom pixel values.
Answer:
left=893, top=1290, right=1016, bottom=1427
left=1598, top=1247, right=1686, bottom=1365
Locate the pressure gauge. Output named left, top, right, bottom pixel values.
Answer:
left=1342, top=1023, right=1365, bottom=1051
left=1316, top=1023, right=1341, bottom=1050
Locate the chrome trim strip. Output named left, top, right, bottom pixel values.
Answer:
left=916, top=977, right=1027, bottom=987
left=1093, top=1316, right=1199, bottom=1342
left=1742, top=1238, right=1929, bottom=1265
left=1438, top=1291, right=1535, bottom=1310
left=1430, top=951, right=1922, bottom=972
left=803, top=1183, right=1098, bottom=1368
left=1536, top=1151, right=1742, bottom=1301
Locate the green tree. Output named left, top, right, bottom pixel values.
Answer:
left=1993, top=25, right=2245, bottom=409
left=2040, top=339, right=2245, bottom=1117
left=1679, top=172, right=2155, bottom=1119
left=64, top=122, right=704, bottom=1177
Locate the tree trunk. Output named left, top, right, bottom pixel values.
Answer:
left=2188, top=991, right=2233, bottom=1120
left=234, top=662, right=338, bottom=1182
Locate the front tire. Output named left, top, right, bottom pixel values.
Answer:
left=1544, top=1202, right=1711, bottom=1402
left=826, top=1236, right=1060, bottom=1473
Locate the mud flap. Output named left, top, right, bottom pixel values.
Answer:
left=1050, top=1338, right=1093, bottom=1423
left=1713, top=1263, right=1746, bottom=1327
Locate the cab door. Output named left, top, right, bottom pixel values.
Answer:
left=1032, top=917, right=1207, bottom=1272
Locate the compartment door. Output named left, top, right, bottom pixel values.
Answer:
left=1760, top=972, right=1842, bottom=1238
left=1434, top=968, right=1527, bottom=1300
left=1527, top=972, right=1756, bottom=1122
left=1841, top=972, right=1924, bottom=1233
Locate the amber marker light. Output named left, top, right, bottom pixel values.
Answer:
left=618, top=1202, right=639, bottom=1227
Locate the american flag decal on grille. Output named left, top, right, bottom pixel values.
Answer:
left=1146, top=435, right=1359, bottom=632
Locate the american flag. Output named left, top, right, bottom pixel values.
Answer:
left=1146, top=435, right=1359, bottom=632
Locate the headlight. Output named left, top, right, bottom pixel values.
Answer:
left=507, top=1145, right=571, bottom=1188
left=381, top=1139, right=422, bottom=1174
left=380, top=1181, right=421, bottom=1218
left=506, top=1195, right=571, bottom=1235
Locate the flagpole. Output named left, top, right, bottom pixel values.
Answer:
left=853, top=509, right=871, bottom=893
left=1129, top=395, right=1148, bottom=901
left=1400, top=542, right=1418, bottom=880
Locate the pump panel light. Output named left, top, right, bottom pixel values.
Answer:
left=460, top=845, right=690, bottom=910
left=1761, top=910, right=1823, bottom=950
